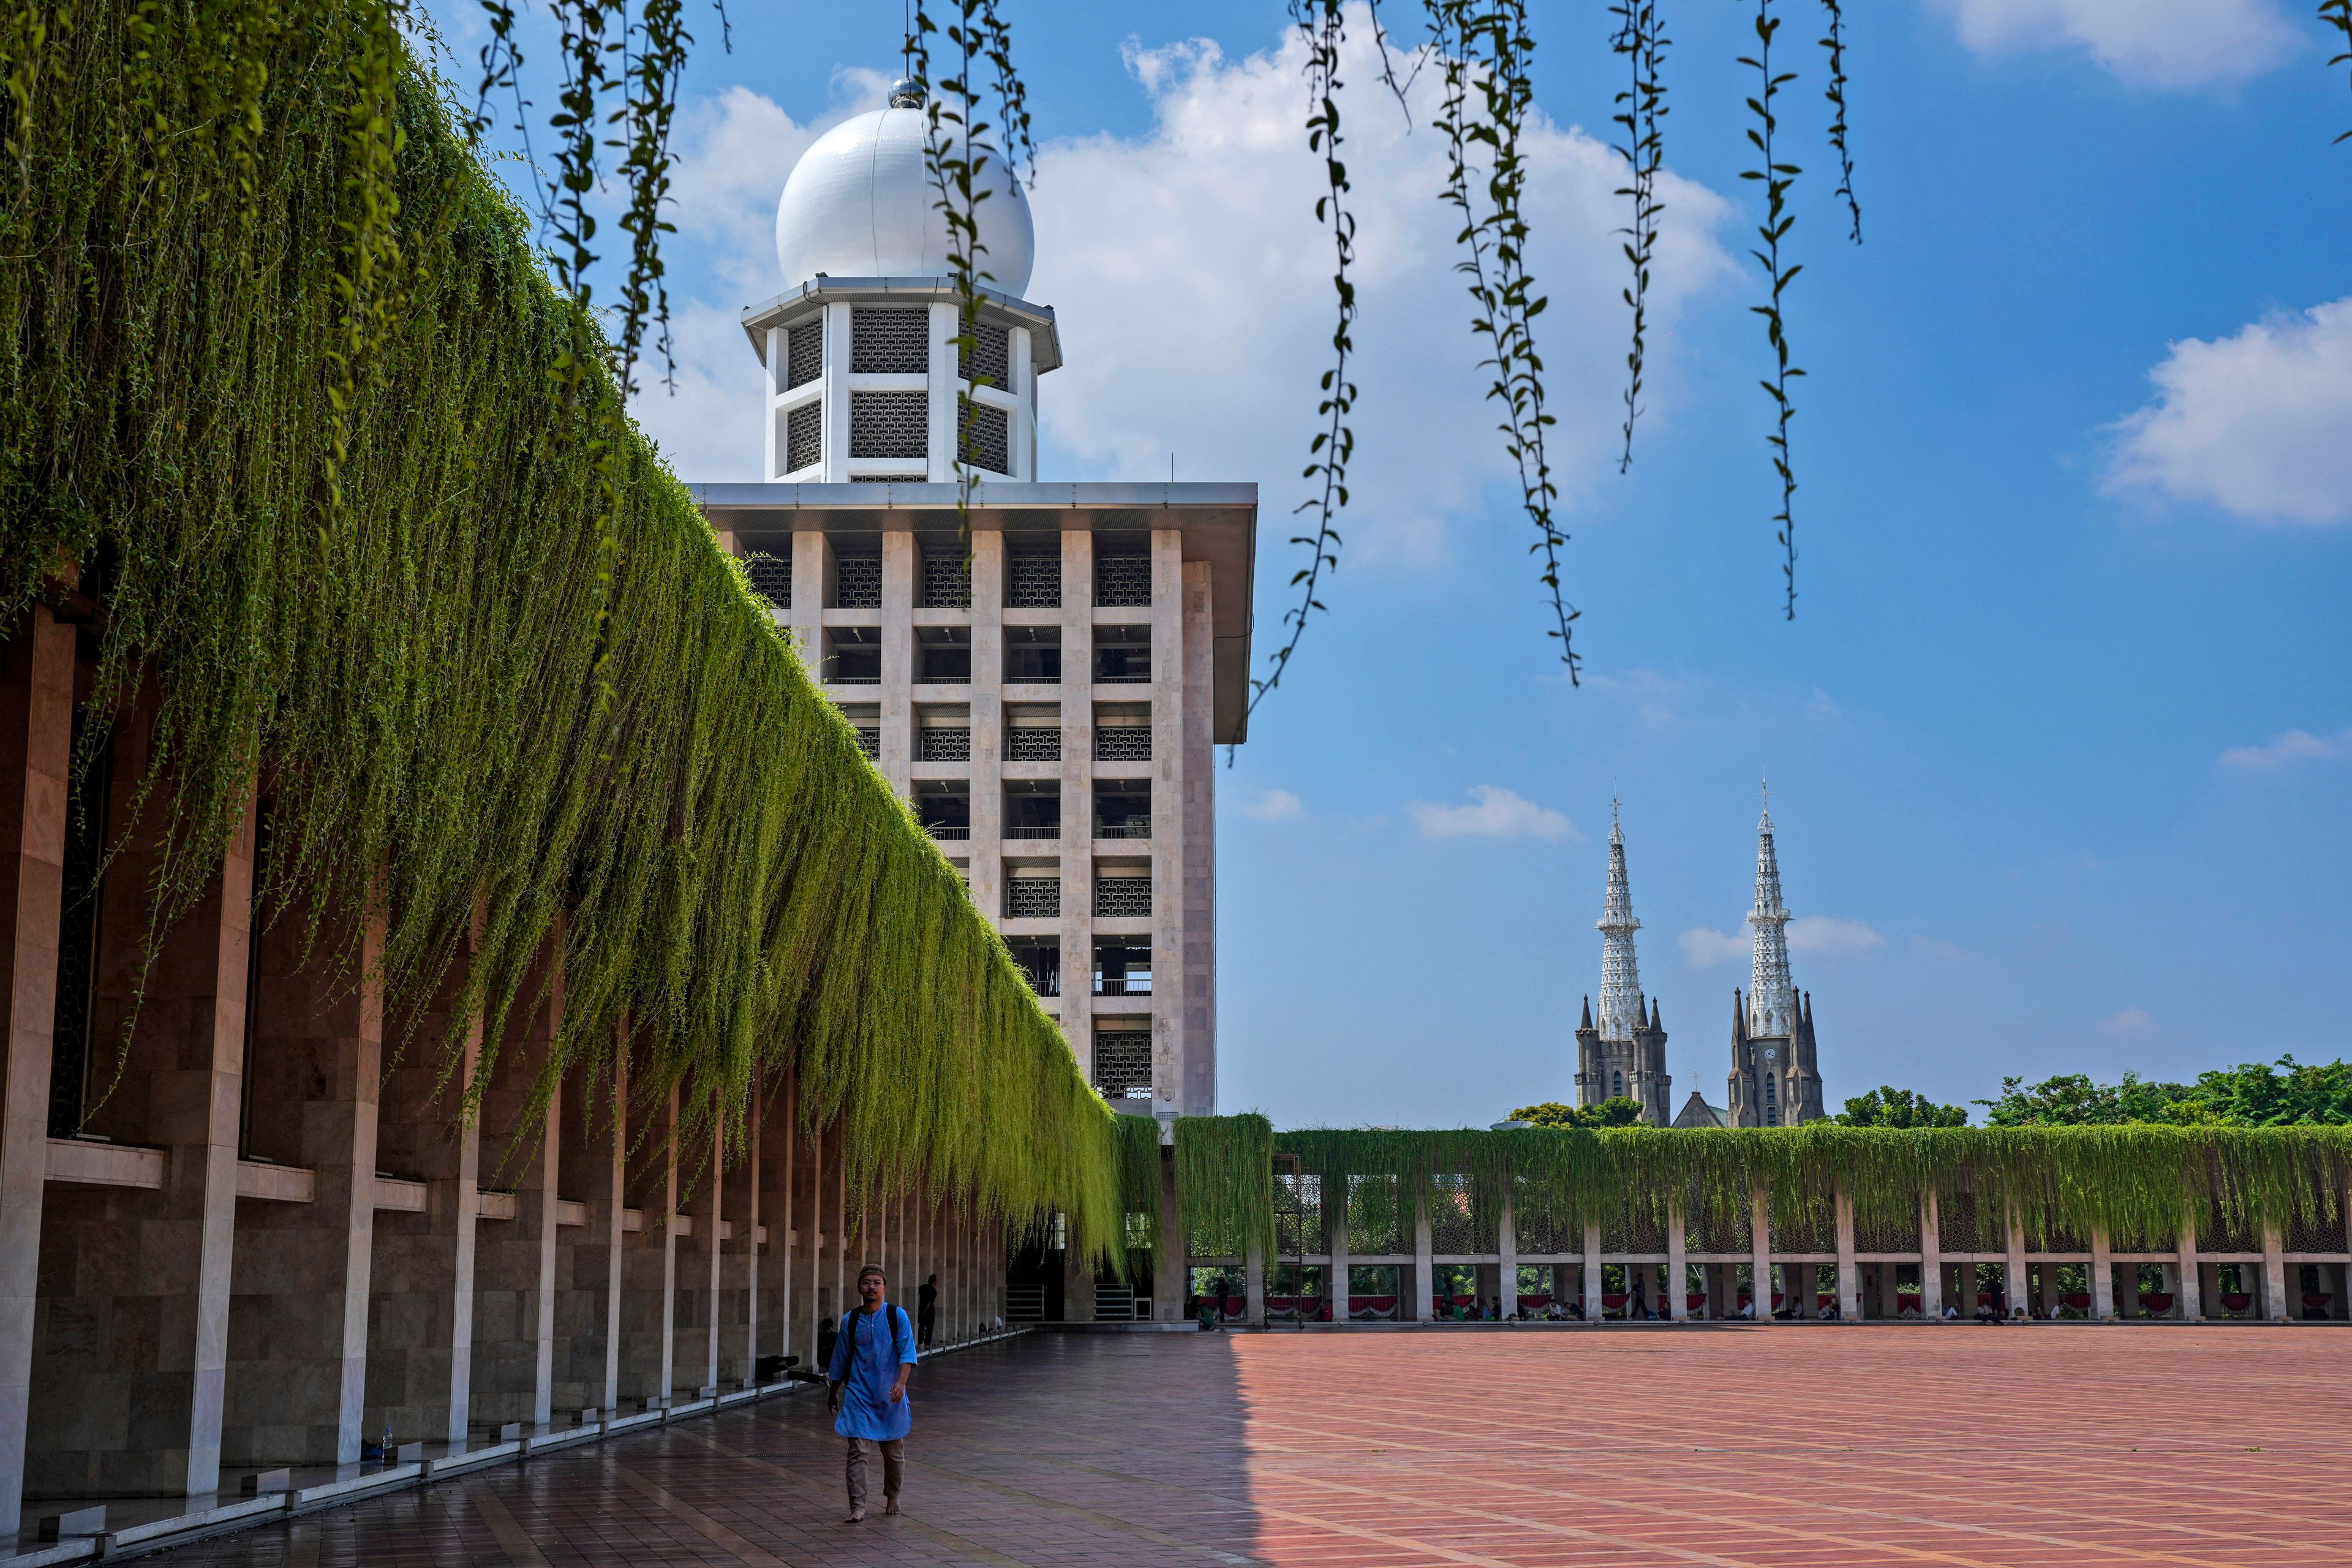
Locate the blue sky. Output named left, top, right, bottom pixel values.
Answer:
left=428, top=0, right=2352, bottom=1127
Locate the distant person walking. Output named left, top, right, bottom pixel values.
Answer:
left=918, top=1273, right=939, bottom=1348
left=827, top=1264, right=917, bottom=1523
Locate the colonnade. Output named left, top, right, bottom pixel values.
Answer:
left=1215, top=1170, right=2351, bottom=1326
left=0, top=610, right=1009, bottom=1539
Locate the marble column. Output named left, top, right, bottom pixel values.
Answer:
left=0, top=611, right=74, bottom=1532
left=0, top=609, right=73, bottom=1534
left=1748, top=1182, right=1773, bottom=1325
left=1919, top=1189, right=1944, bottom=1321
left=225, top=895, right=385, bottom=1465
left=1831, top=1186, right=1860, bottom=1322
left=469, top=943, right=562, bottom=1430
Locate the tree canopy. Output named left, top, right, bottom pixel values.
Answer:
left=1509, top=1098, right=1646, bottom=1129
left=1833, top=1086, right=1969, bottom=1128
left=1978, top=1057, right=2352, bottom=1128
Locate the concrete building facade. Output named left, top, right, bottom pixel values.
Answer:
left=697, top=81, right=1255, bottom=1122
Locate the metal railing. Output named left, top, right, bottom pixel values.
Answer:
left=1005, top=824, right=1061, bottom=840
left=1095, top=820, right=1150, bottom=840
left=924, top=823, right=971, bottom=841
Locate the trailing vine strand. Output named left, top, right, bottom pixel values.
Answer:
left=1818, top=0, right=1859, bottom=244
left=908, top=0, right=1033, bottom=536
left=2326, top=0, right=2352, bottom=143
left=1243, top=0, right=1355, bottom=729
left=1740, top=0, right=1803, bottom=622
left=1609, top=0, right=1668, bottom=473
left=1433, top=0, right=1577, bottom=678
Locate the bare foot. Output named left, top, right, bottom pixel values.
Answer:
left=845, top=1509, right=865, bottom=1524
left=884, top=1497, right=900, bottom=1517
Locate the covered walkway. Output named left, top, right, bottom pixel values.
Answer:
left=141, top=1325, right=2351, bottom=1567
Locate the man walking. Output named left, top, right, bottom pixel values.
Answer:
left=827, top=1264, right=917, bottom=1523
left=918, top=1273, right=939, bottom=1348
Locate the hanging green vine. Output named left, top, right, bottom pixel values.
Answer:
left=1609, top=0, right=1667, bottom=475
left=1817, top=0, right=1860, bottom=244
left=907, top=0, right=1033, bottom=537
left=1176, top=1112, right=1275, bottom=1261
left=2326, top=1, right=2352, bottom=143
left=1243, top=0, right=1354, bottom=728
left=0, top=1, right=1121, bottom=1262
left=1158, top=1121, right=2352, bottom=1265
left=1431, top=0, right=1577, bottom=681
left=1740, top=0, right=1803, bottom=622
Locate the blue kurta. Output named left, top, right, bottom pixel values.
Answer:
left=828, top=1302, right=916, bottom=1441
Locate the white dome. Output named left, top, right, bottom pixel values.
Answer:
left=774, top=104, right=1035, bottom=296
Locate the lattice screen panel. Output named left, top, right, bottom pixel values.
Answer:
left=833, top=555, right=881, bottom=608
left=960, top=401, right=1010, bottom=475
left=1095, top=554, right=1151, bottom=607
left=1093, top=877, right=1151, bottom=918
left=922, top=551, right=971, bottom=608
left=1006, top=556, right=1060, bottom=608
left=1508, top=1180, right=1558, bottom=1253
left=743, top=552, right=791, bottom=607
left=962, top=321, right=1010, bottom=386
left=1603, top=1203, right=1664, bottom=1255
left=1855, top=1205, right=1922, bottom=1253
left=1094, top=728, right=1150, bottom=762
left=1006, top=728, right=1060, bottom=761
left=1427, top=1175, right=1494, bottom=1253
left=918, top=728, right=970, bottom=762
left=850, top=391, right=928, bottom=460
left=1092, top=1030, right=1152, bottom=1098
left=851, top=307, right=930, bottom=373
left=2288, top=1208, right=2346, bottom=1253
left=1938, top=1191, right=1981, bottom=1252
left=854, top=728, right=880, bottom=761
left=1276, top=1174, right=1324, bottom=1257
left=785, top=402, right=821, bottom=473
left=786, top=320, right=823, bottom=388
left=1346, top=1174, right=1406, bottom=1254
left=1768, top=1201, right=1833, bottom=1254
left=1005, top=878, right=1059, bottom=918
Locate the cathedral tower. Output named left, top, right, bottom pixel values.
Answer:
left=1724, top=795, right=1824, bottom=1125
left=1575, top=804, right=1671, bottom=1123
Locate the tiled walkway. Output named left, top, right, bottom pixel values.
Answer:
left=151, top=1325, right=2352, bottom=1567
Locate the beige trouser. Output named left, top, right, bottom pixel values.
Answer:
left=846, top=1436, right=905, bottom=1511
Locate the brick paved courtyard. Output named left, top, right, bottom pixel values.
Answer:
left=151, top=1325, right=2352, bottom=1567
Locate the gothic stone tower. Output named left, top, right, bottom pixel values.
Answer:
left=1724, top=801, right=1825, bottom=1126
left=1575, top=806, right=1672, bottom=1123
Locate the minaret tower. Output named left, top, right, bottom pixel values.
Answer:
left=1574, top=801, right=1671, bottom=1123
left=1725, top=783, right=1825, bottom=1126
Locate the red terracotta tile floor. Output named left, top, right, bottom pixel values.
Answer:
left=148, top=1325, right=2352, bottom=1567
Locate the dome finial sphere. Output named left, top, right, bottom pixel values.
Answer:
left=774, top=99, right=1035, bottom=295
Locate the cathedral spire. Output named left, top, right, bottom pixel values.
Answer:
left=1746, top=783, right=1796, bottom=1039
left=1596, top=799, right=1645, bottom=1042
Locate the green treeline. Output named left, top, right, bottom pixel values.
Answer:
left=0, top=6, right=1120, bottom=1250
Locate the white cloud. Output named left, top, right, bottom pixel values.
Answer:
left=1927, top=0, right=2299, bottom=89
left=1027, top=20, right=1735, bottom=567
left=1241, top=788, right=1305, bottom=821
left=1912, top=935, right=1971, bottom=962
left=1681, top=916, right=1882, bottom=966
left=1679, top=927, right=1749, bottom=968
left=2105, top=299, right=2352, bottom=526
left=1787, top=915, right=1885, bottom=958
left=2218, top=725, right=2352, bottom=770
left=2098, top=1007, right=2158, bottom=1038
left=1408, top=786, right=1576, bottom=842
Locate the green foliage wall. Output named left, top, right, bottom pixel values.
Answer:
left=1169, top=1121, right=2352, bottom=1258
left=0, top=3, right=1120, bottom=1251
